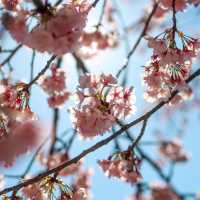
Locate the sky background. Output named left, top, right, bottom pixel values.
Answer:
left=0, top=0, right=200, bottom=199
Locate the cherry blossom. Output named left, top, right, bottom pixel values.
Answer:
left=71, top=74, right=136, bottom=138
left=59, top=188, right=87, bottom=200
left=98, top=149, right=141, bottom=184
left=143, top=29, right=200, bottom=103
left=151, top=182, right=180, bottom=200
left=38, top=152, right=81, bottom=176
left=2, top=0, right=90, bottom=55
left=145, top=32, right=200, bottom=67
left=73, top=169, right=92, bottom=190
left=0, top=81, right=47, bottom=166
left=159, top=138, right=189, bottom=163
left=142, top=56, right=193, bottom=103
left=77, top=30, right=118, bottom=58
left=22, top=183, right=47, bottom=200
left=0, top=119, right=46, bottom=166
left=72, top=169, right=92, bottom=200
left=0, top=81, right=36, bottom=121
left=40, top=64, right=70, bottom=108
left=158, top=0, right=188, bottom=11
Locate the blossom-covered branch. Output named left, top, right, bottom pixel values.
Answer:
left=1, top=66, right=200, bottom=196
left=1, top=0, right=200, bottom=199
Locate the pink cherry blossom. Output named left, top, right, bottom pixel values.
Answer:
left=47, top=92, right=70, bottom=108
left=0, top=119, right=45, bottom=166
left=145, top=32, right=200, bottom=66
left=73, top=169, right=92, bottom=190
left=159, top=0, right=188, bottom=11
left=71, top=74, right=136, bottom=138
left=41, top=64, right=70, bottom=108
left=81, top=31, right=113, bottom=49
left=3, top=1, right=90, bottom=55
left=38, top=152, right=81, bottom=176
left=41, top=64, right=67, bottom=94
left=98, top=149, right=141, bottom=184
left=59, top=188, right=87, bottom=200
left=159, top=138, right=189, bottom=162
left=0, top=81, right=36, bottom=121
left=71, top=169, right=92, bottom=200
left=0, top=80, right=48, bottom=166
left=143, top=30, right=200, bottom=104
left=151, top=182, right=180, bottom=200
left=22, top=183, right=47, bottom=200
left=77, top=30, right=118, bottom=58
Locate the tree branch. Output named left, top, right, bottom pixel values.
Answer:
left=25, top=55, right=56, bottom=89
left=0, top=44, right=22, bottom=67
left=130, top=119, right=148, bottom=149
left=116, top=2, right=158, bottom=78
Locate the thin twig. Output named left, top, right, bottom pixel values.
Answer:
left=92, top=0, right=101, bottom=8
left=0, top=44, right=22, bottom=67
left=30, top=50, right=36, bottom=83
left=130, top=119, right=148, bottom=149
left=95, top=0, right=107, bottom=29
left=65, top=132, right=76, bottom=153
left=72, top=53, right=89, bottom=74
left=26, top=55, right=56, bottom=89
left=172, top=0, right=177, bottom=41
left=116, top=2, right=158, bottom=78
left=21, top=138, right=49, bottom=178
left=49, top=108, right=59, bottom=156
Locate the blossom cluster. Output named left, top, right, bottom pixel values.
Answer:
left=0, top=81, right=44, bottom=166
left=77, top=30, right=118, bottom=58
left=143, top=29, right=200, bottom=103
left=71, top=74, right=136, bottom=138
left=70, top=169, right=92, bottom=200
left=98, top=149, right=141, bottom=184
left=2, top=0, right=89, bottom=55
left=21, top=167, right=92, bottom=200
left=38, top=152, right=81, bottom=176
left=40, top=64, right=70, bottom=108
left=158, top=138, right=189, bottom=163
left=22, top=182, right=47, bottom=200
left=59, top=188, right=87, bottom=200
left=158, top=0, right=188, bottom=11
